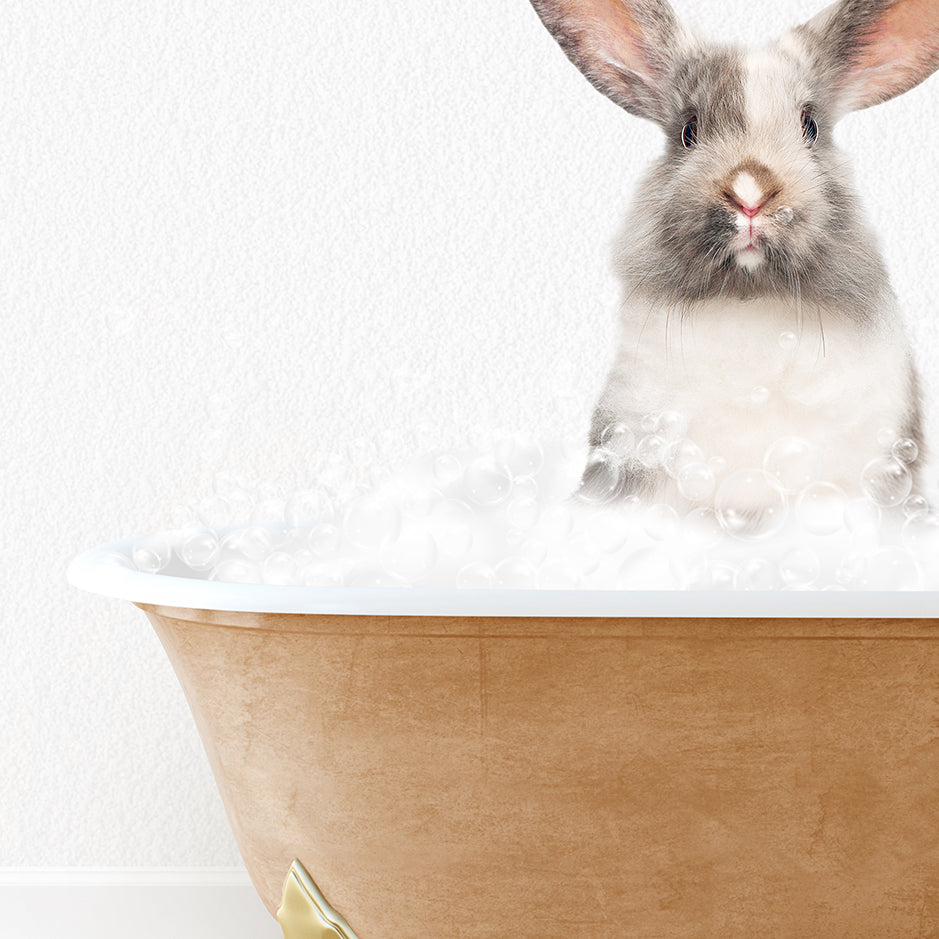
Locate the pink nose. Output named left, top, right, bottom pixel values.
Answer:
left=738, top=201, right=762, bottom=218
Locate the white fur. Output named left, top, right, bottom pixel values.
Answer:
left=600, top=295, right=910, bottom=501
left=732, top=171, right=762, bottom=208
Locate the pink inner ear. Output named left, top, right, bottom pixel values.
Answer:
left=847, top=0, right=939, bottom=109
left=553, top=0, right=664, bottom=82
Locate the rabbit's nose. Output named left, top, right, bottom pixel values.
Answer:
left=734, top=198, right=763, bottom=218
left=720, top=163, right=783, bottom=218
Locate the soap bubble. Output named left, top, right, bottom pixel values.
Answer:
left=464, top=456, right=513, bottom=506
left=715, top=469, right=787, bottom=539
left=750, top=385, right=770, bottom=407
left=152, top=426, right=939, bottom=594
left=643, top=503, right=679, bottom=541
left=286, top=488, right=333, bottom=527
left=763, top=437, right=819, bottom=493
left=778, top=331, right=798, bottom=351
left=903, top=494, right=929, bottom=520
left=494, top=435, right=544, bottom=479
left=431, top=499, right=474, bottom=559
left=538, top=560, right=582, bottom=589
left=779, top=547, right=820, bottom=587
left=494, top=557, right=538, bottom=588
left=600, top=422, right=635, bottom=458
left=132, top=534, right=172, bottom=573
left=505, top=527, right=526, bottom=548
left=658, top=411, right=688, bottom=441
left=456, top=562, right=497, bottom=589
left=739, top=557, right=779, bottom=590
left=903, top=511, right=939, bottom=546
left=263, top=551, right=299, bottom=585
left=581, top=508, right=631, bottom=552
left=637, top=434, right=667, bottom=468
left=178, top=528, right=220, bottom=571
left=213, top=472, right=247, bottom=500
left=307, top=522, right=342, bottom=559
left=198, top=495, right=232, bottom=528
left=506, top=495, right=540, bottom=530
left=664, top=439, right=704, bottom=479
left=251, top=498, right=286, bottom=526
left=346, top=569, right=410, bottom=589
left=877, top=427, right=898, bottom=448
left=100, top=550, right=134, bottom=570
left=344, top=493, right=402, bottom=549
left=860, top=456, right=912, bottom=507
left=345, top=436, right=379, bottom=470
left=512, top=474, right=539, bottom=503
left=863, top=547, right=921, bottom=590
left=774, top=205, right=794, bottom=224
left=892, top=438, right=919, bottom=465
left=707, top=562, right=738, bottom=590
left=221, top=525, right=276, bottom=562
left=796, top=482, right=847, bottom=536
left=215, top=489, right=255, bottom=527
left=433, top=453, right=463, bottom=487
left=709, top=455, right=727, bottom=475
left=550, top=530, right=601, bottom=579
left=299, top=562, right=344, bottom=587
left=640, top=413, right=659, bottom=433
left=618, top=547, right=682, bottom=589
left=210, top=558, right=262, bottom=584
left=517, top=536, right=547, bottom=567
left=382, top=528, right=437, bottom=582
left=683, top=506, right=723, bottom=550
left=835, top=553, right=866, bottom=588
left=539, top=503, right=574, bottom=541
left=169, top=504, right=198, bottom=529
left=398, top=479, right=439, bottom=517
left=677, top=461, right=716, bottom=502
left=844, top=497, right=881, bottom=536
left=575, top=450, right=621, bottom=505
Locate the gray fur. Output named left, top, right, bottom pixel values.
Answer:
left=616, top=41, right=890, bottom=320
left=529, top=0, right=685, bottom=124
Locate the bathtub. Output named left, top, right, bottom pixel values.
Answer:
left=69, top=533, right=939, bottom=938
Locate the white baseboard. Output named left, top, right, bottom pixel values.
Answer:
left=0, top=867, right=254, bottom=886
left=0, top=868, right=282, bottom=939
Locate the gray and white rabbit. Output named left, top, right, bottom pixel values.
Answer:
left=529, top=0, right=938, bottom=510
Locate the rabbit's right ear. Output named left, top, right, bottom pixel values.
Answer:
left=799, top=0, right=939, bottom=113
left=529, top=0, right=689, bottom=125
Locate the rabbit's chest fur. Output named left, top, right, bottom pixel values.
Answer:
left=601, top=296, right=911, bottom=493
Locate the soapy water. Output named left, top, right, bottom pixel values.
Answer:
left=119, top=425, right=939, bottom=591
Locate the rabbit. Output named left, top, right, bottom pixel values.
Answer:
left=528, top=0, right=937, bottom=514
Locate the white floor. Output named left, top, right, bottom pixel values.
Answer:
left=0, top=871, right=282, bottom=939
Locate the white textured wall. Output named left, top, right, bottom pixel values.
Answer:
left=3, top=0, right=938, bottom=867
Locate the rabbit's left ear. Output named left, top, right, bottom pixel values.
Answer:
left=802, top=0, right=939, bottom=112
left=529, top=0, right=690, bottom=126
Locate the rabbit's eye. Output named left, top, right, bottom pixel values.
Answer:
left=801, top=108, right=818, bottom=146
left=681, top=114, right=698, bottom=149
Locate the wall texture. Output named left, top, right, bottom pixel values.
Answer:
left=3, top=0, right=938, bottom=868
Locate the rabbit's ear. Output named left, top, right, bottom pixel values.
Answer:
left=529, top=0, right=689, bottom=125
left=802, top=0, right=939, bottom=112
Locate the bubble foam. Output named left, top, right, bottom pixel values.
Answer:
left=119, top=428, right=939, bottom=592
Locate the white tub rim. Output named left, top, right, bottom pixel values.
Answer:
left=67, top=534, right=939, bottom=619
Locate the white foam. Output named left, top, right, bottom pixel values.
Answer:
left=123, top=430, right=939, bottom=592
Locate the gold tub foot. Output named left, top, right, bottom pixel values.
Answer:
left=276, top=860, right=360, bottom=939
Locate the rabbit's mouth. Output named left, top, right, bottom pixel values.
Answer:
left=733, top=218, right=766, bottom=268
left=735, top=242, right=765, bottom=270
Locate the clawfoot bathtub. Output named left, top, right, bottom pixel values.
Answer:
left=70, top=537, right=939, bottom=938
